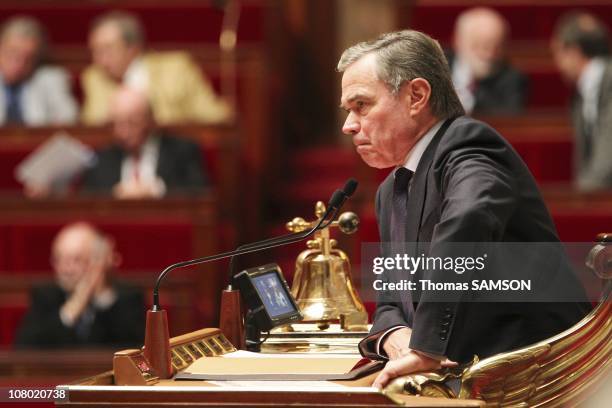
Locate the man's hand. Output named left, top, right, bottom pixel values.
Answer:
left=382, top=327, right=412, bottom=360
left=23, top=183, right=51, bottom=199
left=113, top=178, right=164, bottom=199
left=372, top=350, right=457, bottom=389
left=113, top=180, right=155, bottom=199
left=60, top=239, right=110, bottom=325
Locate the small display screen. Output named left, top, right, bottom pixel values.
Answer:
left=252, top=271, right=297, bottom=318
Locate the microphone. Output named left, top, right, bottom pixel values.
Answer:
left=343, top=178, right=358, bottom=197
left=320, top=178, right=358, bottom=229
left=144, top=179, right=358, bottom=378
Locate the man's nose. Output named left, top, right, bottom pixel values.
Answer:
left=342, top=113, right=360, bottom=135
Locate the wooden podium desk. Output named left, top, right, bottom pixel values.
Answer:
left=56, top=326, right=484, bottom=408
left=53, top=328, right=485, bottom=407
left=57, top=329, right=484, bottom=408
left=58, top=373, right=484, bottom=407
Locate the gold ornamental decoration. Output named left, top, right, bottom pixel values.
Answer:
left=286, top=201, right=368, bottom=331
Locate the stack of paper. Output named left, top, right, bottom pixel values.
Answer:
left=15, top=132, right=95, bottom=191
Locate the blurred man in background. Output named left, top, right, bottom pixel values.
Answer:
left=551, top=12, right=612, bottom=191
left=81, top=11, right=231, bottom=125
left=15, top=222, right=144, bottom=348
left=449, top=7, right=527, bottom=115
left=82, top=87, right=207, bottom=198
left=0, top=16, right=77, bottom=126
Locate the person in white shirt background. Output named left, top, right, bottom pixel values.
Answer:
left=551, top=11, right=612, bottom=191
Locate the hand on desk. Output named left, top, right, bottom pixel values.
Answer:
left=113, top=178, right=165, bottom=199
left=382, top=327, right=412, bottom=360
left=23, top=182, right=51, bottom=199
left=372, top=350, right=457, bottom=389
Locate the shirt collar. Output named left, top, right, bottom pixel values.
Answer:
left=135, top=133, right=159, bottom=157
left=577, top=58, right=606, bottom=99
left=402, top=120, right=444, bottom=172
left=123, top=56, right=148, bottom=90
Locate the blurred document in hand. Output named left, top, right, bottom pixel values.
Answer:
left=15, top=132, right=95, bottom=190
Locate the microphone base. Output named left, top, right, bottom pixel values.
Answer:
left=144, top=308, right=173, bottom=379
left=244, top=311, right=262, bottom=352
left=219, top=287, right=246, bottom=350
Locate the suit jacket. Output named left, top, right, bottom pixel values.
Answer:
left=572, top=59, right=612, bottom=191
left=14, top=283, right=145, bottom=349
left=448, top=52, right=528, bottom=116
left=81, top=131, right=207, bottom=195
left=81, top=51, right=231, bottom=125
left=0, top=66, right=78, bottom=126
left=359, top=116, right=591, bottom=364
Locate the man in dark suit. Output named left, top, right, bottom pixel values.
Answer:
left=337, top=30, right=590, bottom=388
left=82, top=86, right=206, bottom=198
left=449, top=7, right=527, bottom=115
left=15, top=222, right=145, bottom=348
left=551, top=12, right=612, bottom=191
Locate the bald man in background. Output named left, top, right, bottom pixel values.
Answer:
left=82, top=87, right=207, bottom=198
left=15, top=222, right=144, bottom=348
left=448, top=7, right=528, bottom=115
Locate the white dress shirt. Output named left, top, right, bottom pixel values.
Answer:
left=120, top=136, right=166, bottom=196
left=577, top=58, right=606, bottom=127
left=452, top=57, right=476, bottom=114
left=123, top=57, right=150, bottom=93
left=403, top=120, right=444, bottom=173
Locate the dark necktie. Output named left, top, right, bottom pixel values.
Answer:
left=5, top=84, right=24, bottom=124
left=390, top=167, right=413, bottom=245
left=391, top=166, right=415, bottom=320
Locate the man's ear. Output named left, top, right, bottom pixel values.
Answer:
left=406, top=78, right=431, bottom=116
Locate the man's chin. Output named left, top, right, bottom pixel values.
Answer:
left=359, top=153, right=394, bottom=169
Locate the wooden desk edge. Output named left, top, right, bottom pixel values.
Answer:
left=57, top=373, right=485, bottom=407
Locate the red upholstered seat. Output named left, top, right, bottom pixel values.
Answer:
left=0, top=147, right=27, bottom=191
left=0, top=304, right=27, bottom=346
left=408, top=4, right=612, bottom=44
left=3, top=220, right=194, bottom=273
left=0, top=225, right=8, bottom=271
left=0, top=2, right=265, bottom=46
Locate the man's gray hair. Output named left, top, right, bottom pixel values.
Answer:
left=91, top=11, right=145, bottom=46
left=0, top=16, right=48, bottom=62
left=337, top=30, right=465, bottom=120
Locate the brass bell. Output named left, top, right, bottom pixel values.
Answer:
left=287, top=202, right=368, bottom=331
